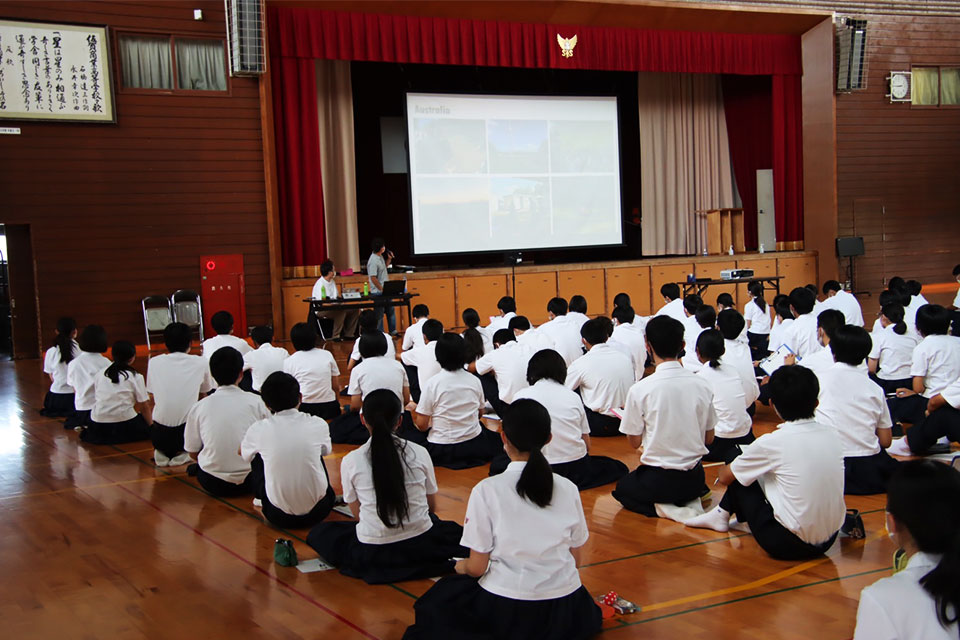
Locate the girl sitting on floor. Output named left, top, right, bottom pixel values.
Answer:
left=695, top=330, right=754, bottom=464
left=81, top=341, right=152, bottom=445
left=41, top=317, right=79, bottom=418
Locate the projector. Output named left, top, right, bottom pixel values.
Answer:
left=720, top=269, right=754, bottom=280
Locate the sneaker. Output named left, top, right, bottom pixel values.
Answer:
left=154, top=450, right=170, bottom=467
left=252, top=498, right=263, bottom=508
left=168, top=453, right=192, bottom=467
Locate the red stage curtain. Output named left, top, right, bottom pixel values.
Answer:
left=268, top=7, right=802, bottom=76
left=269, top=55, right=327, bottom=267
left=772, top=74, right=804, bottom=244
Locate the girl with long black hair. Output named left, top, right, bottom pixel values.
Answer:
left=404, top=399, right=601, bottom=640
left=854, top=460, right=960, bottom=638
left=81, top=341, right=152, bottom=444
left=307, top=389, right=467, bottom=584
left=40, top=317, right=79, bottom=417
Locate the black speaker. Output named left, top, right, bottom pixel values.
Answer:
left=836, top=237, right=865, bottom=258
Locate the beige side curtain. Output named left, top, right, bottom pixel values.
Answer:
left=639, top=73, right=735, bottom=255
left=315, top=60, right=361, bottom=270
left=912, top=67, right=940, bottom=105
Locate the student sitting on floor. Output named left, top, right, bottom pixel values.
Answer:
left=282, top=322, right=341, bottom=420
left=903, top=280, right=928, bottom=336
left=184, top=347, right=270, bottom=496
left=485, top=295, right=517, bottom=334
left=510, top=315, right=554, bottom=353
left=685, top=365, right=846, bottom=561
left=854, top=460, right=960, bottom=640
left=695, top=330, right=754, bottom=464
left=81, top=341, right=152, bottom=444
left=681, top=304, right=716, bottom=374
left=332, top=332, right=410, bottom=444
left=681, top=294, right=704, bottom=358
left=491, top=349, right=628, bottom=489
left=717, top=309, right=760, bottom=412
left=567, top=295, right=590, bottom=330
left=868, top=302, right=918, bottom=395
left=347, top=309, right=396, bottom=374
left=538, top=297, right=584, bottom=366
left=783, top=287, right=821, bottom=358
left=888, top=370, right=960, bottom=457
left=614, top=291, right=647, bottom=330
left=240, top=371, right=334, bottom=529
left=611, top=305, right=646, bottom=380
left=717, top=293, right=748, bottom=345
left=654, top=282, right=686, bottom=323
left=816, top=325, right=899, bottom=495
left=403, top=399, right=602, bottom=640
left=147, top=322, right=214, bottom=467
left=401, top=318, right=443, bottom=403
left=795, top=309, right=846, bottom=375
left=744, top=281, right=772, bottom=360
left=462, top=307, right=492, bottom=357
left=65, top=324, right=110, bottom=430
left=202, top=310, right=252, bottom=359
left=41, top=316, right=79, bottom=418
left=407, top=333, right=501, bottom=469
left=307, top=389, right=468, bottom=584
left=612, top=316, right=715, bottom=517
left=402, top=304, right=430, bottom=352
left=821, top=280, right=864, bottom=327
left=564, top=318, right=634, bottom=437
left=767, top=295, right=795, bottom=349
left=471, top=328, right=530, bottom=414
left=242, top=325, right=288, bottom=393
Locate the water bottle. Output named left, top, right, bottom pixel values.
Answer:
left=319, top=284, right=326, bottom=300
left=363, top=281, right=369, bottom=296
left=728, top=245, right=734, bottom=256
left=759, top=243, right=765, bottom=254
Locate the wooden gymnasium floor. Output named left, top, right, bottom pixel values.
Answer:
left=0, top=340, right=900, bottom=640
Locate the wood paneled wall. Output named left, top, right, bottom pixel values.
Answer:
left=0, top=1, right=271, bottom=355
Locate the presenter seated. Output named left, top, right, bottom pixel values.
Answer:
left=311, top=260, right=359, bottom=341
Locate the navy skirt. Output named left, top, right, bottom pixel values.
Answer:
left=844, top=450, right=900, bottom=495
left=332, top=410, right=418, bottom=445
left=307, top=514, right=468, bottom=584
left=40, top=391, right=75, bottom=418
left=403, top=574, right=602, bottom=640
left=300, top=400, right=342, bottom=421
left=425, top=428, right=502, bottom=470
left=80, top=415, right=151, bottom=445
left=489, top=453, right=628, bottom=491
left=63, top=409, right=91, bottom=430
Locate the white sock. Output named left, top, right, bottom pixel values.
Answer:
left=154, top=449, right=170, bottom=467
left=684, top=506, right=732, bottom=532
left=886, top=438, right=913, bottom=457
left=168, top=452, right=192, bottom=467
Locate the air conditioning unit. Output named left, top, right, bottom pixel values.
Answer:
left=836, top=17, right=868, bottom=92
left=225, top=0, right=265, bottom=76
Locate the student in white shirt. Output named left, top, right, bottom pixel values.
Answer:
left=821, top=280, right=864, bottom=327
left=240, top=371, right=334, bottom=528
left=654, top=282, right=686, bottom=323
left=282, top=322, right=340, bottom=420
left=783, top=286, right=821, bottom=358
left=744, top=281, right=772, bottom=360
left=611, top=305, right=647, bottom=380
left=613, top=316, right=716, bottom=517
left=567, top=295, right=590, bottom=331
left=890, top=304, right=960, bottom=427
left=695, top=330, right=754, bottom=464
left=510, top=315, right=554, bottom=354
left=201, top=310, right=253, bottom=359
left=401, top=304, right=430, bottom=351
left=949, top=264, right=960, bottom=335
left=311, top=259, right=359, bottom=340
left=869, top=303, right=919, bottom=395
left=307, top=389, right=468, bottom=584
left=485, top=295, right=517, bottom=335
left=903, top=279, right=928, bottom=336
left=65, top=324, right=110, bottom=429
left=460, top=308, right=489, bottom=365
left=794, top=309, right=845, bottom=376
left=405, top=399, right=602, bottom=640
left=767, top=295, right=795, bottom=352
left=81, top=341, right=152, bottom=444
left=614, top=291, right=648, bottom=330
left=685, top=365, right=846, bottom=560
left=854, top=460, right=960, bottom=640
left=347, top=309, right=396, bottom=373
left=243, top=325, right=289, bottom=393
left=806, top=283, right=824, bottom=316
left=538, top=298, right=583, bottom=365
left=717, top=293, right=748, bottom=345
left=817, top=325, right=899, bottom=494
left=41, top=316, right=79, bottom=418
left=409, top=333, right=501, bottom=469
left=184, top=347, right=270, bottom=496
left=401, top=318, right=443, bottom=402
left=565, top=318, right=634, bottom=437
left=681, top=305, right=716, bottom=373
left=681, top=293, right=704, bottom=345
left=471, top=329, right=529, bottom=414
left=890, top=354, right=960, bottom=456
left=491, top=349, right=628, bottom=490
left=717, top=309, right=760, bottom=413
left=147, top=322, right=214, bottom=467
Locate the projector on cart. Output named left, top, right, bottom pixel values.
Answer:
left=720, top=269, right=754, bottom=280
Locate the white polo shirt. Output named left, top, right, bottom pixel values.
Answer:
left=612, top=322, right=647, bottom=380
left=402, top=317, right=428, bottom=351
left=912, top=335, right=960, bottom=397
left=311, top=276, right=338, bottom=300
left=784, top=313, right=820, bottom=358
left=282, top=348, right=340, bottom=404
left=654, top=298, right=687, bottom=323
left=475, top=340, right=529, bottom=403
left=869, top=325, right=919, bottom=381
left=855, top=552, right=957, bottom=640
left=620, top=361, right=716, bottom=469
left=400, top=341, right=441, bottom=388
left=462, top=462, right=588, bottom=601
left=92, top=370, right=149, bottom=423
left=798, top=345, right=835, bottom=375
left=243, top=343, right=289, bottom=391
left=240, top=409, right=331, bottom=516
left=537, top=316, right=583, bottom=365
left=66, top=352, right=110, bottom=411
left=954, top=286, right=960, bottom=308
left=696, top=363, right=752, bottom=440
left=941, top=375, right=960, bottom=409
left=184, top=386, right=271, bottom=483
left=416, top=368, right=484, bottom=444
left=474, top=325, right=494, bottom=354
left=517, top=328, right=556, bottom=355
left=822, top=290, right=864, bottom=327
left=513, top=379, right=589, bottom=464
left=567, top=311, right=590, bottom=331
left=43, top=341, right=79, bottom=393
left=564, top=343, right=634, bottom=415
left=768, top=317, right=794, bottom=352
left=202, top=334, right=252, bottom=359
left=349, top=332, right=396, bottom=362
left=341, top=437, right=437, bottom=544
left=681, top=315, right=706, bottom=374
left=744, top=300, right=772, bottom=334
left=147, top=352, right=213, bottom=426
left=724, top=339, right=760, bottom=405
left=486, top=311, right=516, bottom=335
left=816, top=362, right=891, bottom=457
left=730, top=419, right=846, bottom=545
left=347, top=355, right=408, bottom=402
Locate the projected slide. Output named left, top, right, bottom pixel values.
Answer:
left=407, top=93, right=622, bottom=255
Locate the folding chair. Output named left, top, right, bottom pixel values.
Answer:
left=142, top=296, right=173, bottom=351
left=171, top=289, right=204, bottom=343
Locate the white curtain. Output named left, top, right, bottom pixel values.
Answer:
left=315, top=60, right=361, bottom=270
left=175, top=39, right=227, bottom=91
left=119, top=36, right=172, bottom=90
left=639, top=73, right=735, bottom=255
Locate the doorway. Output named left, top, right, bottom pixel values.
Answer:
left=1, top=225, right=40, bottom=360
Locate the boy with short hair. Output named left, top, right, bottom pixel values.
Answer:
left=567, top=295, right=590, bottom=330
left=611, top=305, right=646, bottom=380
left=283, top=322, right=341, bottom=420
left=402, top=304, right=431, bottom=351
left=401, top=318, right=444, bottom=402
left=243, top=325, right=289, bottom=393
left=202, top=310, right=252, bottom=359
left=681, top=305, right=716, bottom=373
left=471, top=328, right=528, bottom=413
left=783, top=287, right=821, bottom=358
left=486, top=296, right=518, bottom=334
left=796, top=309, right=845, bottom=374
left=654, top=283, right=685, bottom=322
left=821, top=280, right=864, bottom=327
left=538, top=297, right=583, bottom=365
left=716, top=309, right=760, bottom=409
left=565, top=318, right=635, bottom=437
left=510, top=315, right=554, bottom=353
left=348, top=309, right=396, bottom=373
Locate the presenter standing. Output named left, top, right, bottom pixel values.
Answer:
left=367, top=238, right=397, bottom=336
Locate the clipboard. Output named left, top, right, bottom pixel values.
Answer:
left=758, top=344, right=795, bottom=376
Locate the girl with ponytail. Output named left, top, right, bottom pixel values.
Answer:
left=405, top=399, right=601, bottom=640
left=854, top=460, right=960, bottom=639
left=695, top=330, right=754, bottom=463
left=40, top=317, right=79, bottom=417
left=81, top=341, right=152, bottom=445
left=868, top=302, right=920, bottom=396
left=307, top=389, right=467, bottom=584
left=744, top=281, right=772, bottom=360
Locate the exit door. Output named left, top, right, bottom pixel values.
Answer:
left=4, top=225, right=40, bottom=359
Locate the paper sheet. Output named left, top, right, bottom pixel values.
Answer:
left=296, top=558, right=336, bottom=573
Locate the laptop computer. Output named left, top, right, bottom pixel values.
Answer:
left=380, top=280, right=406, bottom=296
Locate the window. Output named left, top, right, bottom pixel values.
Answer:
left=118, top=34, right=227, bottom=92
left=912, top=66, right=960, bottom=106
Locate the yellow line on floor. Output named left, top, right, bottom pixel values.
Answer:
left=0, top=472, right=188, bottom=500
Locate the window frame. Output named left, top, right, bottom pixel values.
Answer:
left=114, top=29, right=232, bottom=97
left=910, top=65, right=960, bottom=109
